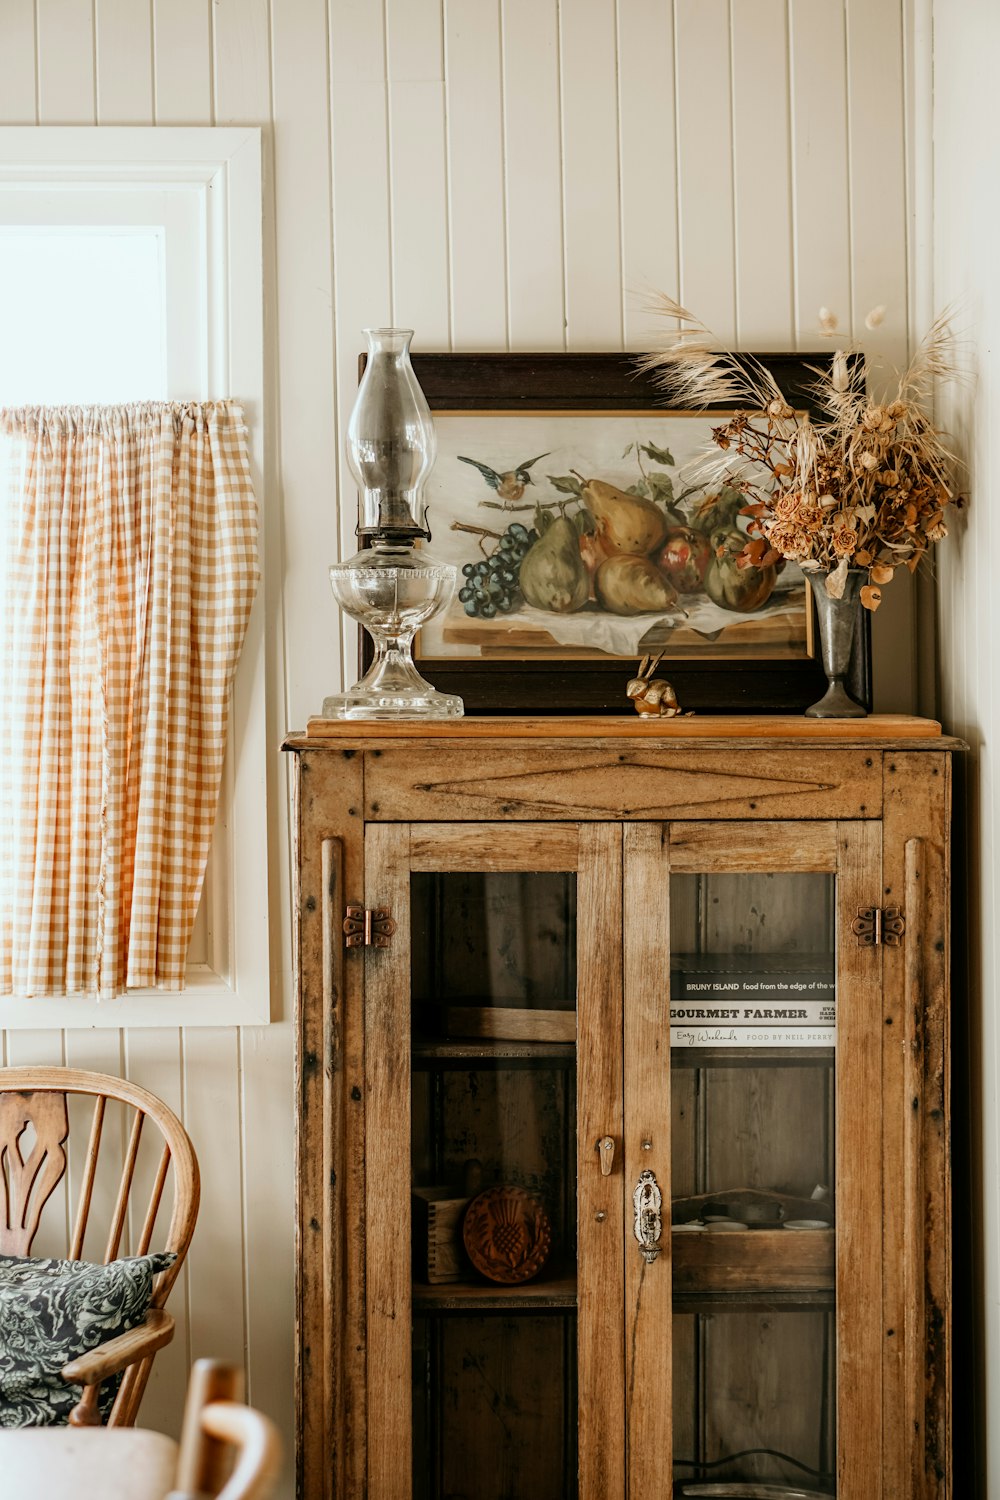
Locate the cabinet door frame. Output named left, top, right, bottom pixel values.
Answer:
left=362, top=820, right=626, bottom=1500
left=633, top=818, right=884, bottom=1499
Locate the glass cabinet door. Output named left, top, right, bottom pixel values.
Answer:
left=625, top=820, right=882, bottom=1500
left=363, top=822, right=625, bottom=1500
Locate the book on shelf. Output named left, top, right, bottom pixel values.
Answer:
left=671, top=1024, right=835, bottom=1050
left=670, top=952, right=835, bottom=1049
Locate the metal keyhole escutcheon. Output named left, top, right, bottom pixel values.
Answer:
left=633, top=1168, right=662, bottom=1264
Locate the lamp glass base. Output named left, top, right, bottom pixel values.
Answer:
left=322, top=683, right=464, bottom=721
left=324, top=547, right=464, bottom=720
left=322, top=638, right=463, bottom=721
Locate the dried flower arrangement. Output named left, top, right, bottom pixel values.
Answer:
left=638, top=297, right=963, bottom=609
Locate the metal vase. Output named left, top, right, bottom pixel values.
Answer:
left=805, top=569, right=868, bottom=719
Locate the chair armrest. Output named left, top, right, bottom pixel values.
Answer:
left=199, top=1401, right=282, bottom=1500
left=60, top=1310, right=175, bottom=1386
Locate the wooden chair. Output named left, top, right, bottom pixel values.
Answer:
left=0, top=1361, right=282, bottom=1500
left=168, top=1360, right=282, bottom=1500
left=0, top=1066, right=200, bottom=1427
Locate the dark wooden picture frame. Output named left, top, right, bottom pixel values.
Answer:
left=358, top=352, right=872, bottom=715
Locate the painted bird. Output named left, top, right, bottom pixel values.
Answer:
left=457, top=451, right=551, bottom=506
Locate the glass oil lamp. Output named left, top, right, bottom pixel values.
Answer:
left=322, top=328, right=463, bottom=720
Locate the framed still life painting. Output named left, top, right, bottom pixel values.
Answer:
left=358, top=353, right=872, bottom=715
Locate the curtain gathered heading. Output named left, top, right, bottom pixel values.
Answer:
left=0, top=402, right=259, bottom=999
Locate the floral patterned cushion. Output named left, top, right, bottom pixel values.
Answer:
left=0, top=1251, right=175, bottom=1426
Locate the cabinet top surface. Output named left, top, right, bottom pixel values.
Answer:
left=284, top=713, right=963, bottom=751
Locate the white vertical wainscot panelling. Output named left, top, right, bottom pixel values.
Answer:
left=61, top=1028, right=132, bottom=1433
left=271, top=0, right=338, bottom=726
left=386, top=0, right=451, bottom=342
left=62, top=1031, right=127, bottom=1273
left=4, top=1034, right=65, bottom=1075
left=903, top=0, right=937, bottom=721
left=788, top=0, right=851, bottom=343
left=212, top=1, right=296, bottom=1438
left=616, top=0, right=678, bottom=349
left=786, top=0, right=917, bottom=714
left=0, top=2, right=38, bottom=123
left=730, top=0, right=794, bottom=348
left=36, top=0, right=96, bottom=124
left=121, top=1030, right=190, bottom=1436
left=151, top=0, right=213, bottom=125
left=237, top=1023, right=296, bottom=1420
left=559, top=0, right=623, bottom=349
left=845, top=0, right=908, bottom=356
left=674, top=0, right=736, bottom=344
left=845, top=0, right=915, bottom=712
left=213, top=0, right=272, bottom=126
left=180, top=1029, right=247, bottom=1373
left=329, top=0, right=393, bottom=680
left=500, top=0, right=565, bottom=350
left=4, top=1031, right=65, bottom=1069
left=0, top=7, right=929, bottom=1500
left=95, top=0, right=153, bottom=123
left=444, top=0, right=507, bottom=348
left=932, top=0, right=1000, bottom=1488
left=61, top=1028, right=131, bottom=1425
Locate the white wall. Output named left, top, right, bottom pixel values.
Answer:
left=931, top=0, right=999, bottom=1488
left=0, top=2, right=922, bottom=1493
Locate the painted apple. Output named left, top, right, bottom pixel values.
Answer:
left=654, top=526, right=712, bottom=594
left=704, top=529, right=776, bottom=612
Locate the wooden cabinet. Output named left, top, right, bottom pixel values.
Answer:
left=284, top=716, right=956, bottom=1500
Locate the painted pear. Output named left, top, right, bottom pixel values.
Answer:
left=519, top=516, right=589, bottom=613
left=578, top=528, right=614, bottom=601
left=579, top=477, right=668, bottom=555
left=595, top=554, right=678, bottom=616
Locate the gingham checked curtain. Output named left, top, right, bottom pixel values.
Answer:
left=0, top=402, right=259, bottom=999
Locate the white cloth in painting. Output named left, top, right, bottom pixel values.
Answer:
left=516, top=586, right=803, bottom=657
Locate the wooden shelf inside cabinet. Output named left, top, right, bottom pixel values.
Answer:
left=672, top=1289, right=836, bottom=1313
left=671, top=1046, right=835, bottom=1069
left=412, top=1038, right=576, bottom=1065
left=413, top=1269, right=578, bottom=1313
left=671, top=1227, right=835, bottom=1296
left=413, top=1004, right=576, bottom=1045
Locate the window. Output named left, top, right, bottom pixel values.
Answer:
left=0, top=229, right=166, bottom=403
left=0, top=127, right=268, bottom=1027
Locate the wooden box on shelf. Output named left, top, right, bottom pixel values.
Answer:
left=410, top=1186, right=470, bottom=1285
left=285, top=714, right=958, bottom=1500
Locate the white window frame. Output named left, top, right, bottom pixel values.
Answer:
left=0, top=127, right=269, bottom=1027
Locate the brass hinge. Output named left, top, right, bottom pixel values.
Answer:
left=852, top=906, right=906, bottom=947
left=343, top=904, right=396, bottom=949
